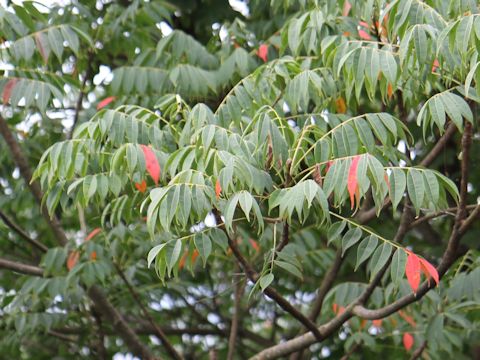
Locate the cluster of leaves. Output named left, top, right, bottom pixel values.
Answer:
left=0, top=0, right=479, bottom=359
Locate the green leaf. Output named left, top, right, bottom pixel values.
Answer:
left=369, top=243, right=393, bottom=279
left=147, top=243, right=167, bottom=268
left=341, top=228, right=363, bottom=256
left=407, top=169, right=425, bottom=214
left=391, top=250, right=408, bottom=284
left=274, top=260, right=303, bottom=279
left=194, top=233, right=212, bottom=266
left=259, top=273, right=274, bottom=291
left=355, top=235, right=378, bottom=271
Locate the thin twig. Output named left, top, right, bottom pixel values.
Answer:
left=113, top=262, right=182, bottom=360
left=0, top=210, right=48, bottom=252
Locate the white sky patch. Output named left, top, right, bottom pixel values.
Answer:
left=93, top=65, right=114, bottom=85
left=229, top=0, right=249, bottom=17
left=157, top=21, right=173, bottom=36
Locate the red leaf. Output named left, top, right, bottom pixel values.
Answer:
left=191, top=249, right=199, bottom=264
left=332, top=303, right=338, bottom=314
left=3, top=79, right=17, bottom=104
left=384, top=172, right=390, bottom=189
left=90, top=251, right=97, bottom=261
left=335, top=97, right=347, bottom=113
left=97, top=96, right=116, bottom=110
left=359, top=21, right=370, bottom=28
left=342, top=0, right=351, bottom=16
left=34, top=33, right=49, bottom=63
left=215, top=179, right=222, bottom=200
left=179, top=251, right=188, bottom=270
left=387, top=83, right=393, bottom=100
left=372, top=319, right=383, bottom=328
left=432, top=59, right=440, bottom=72
left=86, top=228, right=101, bottom=242
left=249, top=238, right=260, bottom=252
left=419, top=257, right=439, bottom=286
left=358, top=29, right=371, bottom=40
left=135, top=180, right=147, bottom=193
left=141, top=145, right=161, bottom=185
left=67, top=251, right=80, bottom=271
left=405, top=252, right=421, bottom=293
left=257, top=44, right=268, bottom=62
left=347, top=156, right=360, bottom=209
left=403, top=332, right=414, bottom=351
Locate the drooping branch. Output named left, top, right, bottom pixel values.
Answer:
left=0, top=210, right=48, bottom=252
left=212, top=210, right=324, bottom=341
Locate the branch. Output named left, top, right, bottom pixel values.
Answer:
left=289, top=248, right=344, bottom=360
left=114, top=262, right=182, bottom=360
left=408, top=204, right=477, bottom=229
left=352, top=122, right=474, bottom=320
left=227, top=264, right=244, bottom=360
left=419, top=122, right=456, bottom=167
left=0, top=210, right=48, bottom=252
left=0, top=115, right=155, bottom=359
left=212, top=210, right=324, bottom=341
left=0, top=257, right=44, bottom=276
left=409, top=341, right=427, bottom=360
left=275, top=222, right=289, bottom=252
left=0, top=115, right=67, bottom=246
left=355, top=121, right=457, bottom=224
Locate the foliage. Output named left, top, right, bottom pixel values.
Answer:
left=0, top=0, right=479, bottom=359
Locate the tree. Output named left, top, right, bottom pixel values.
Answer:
left=0, top=0, right=479, bottom=359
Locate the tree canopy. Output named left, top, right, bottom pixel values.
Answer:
left=0, top=0, right=479, bottom=359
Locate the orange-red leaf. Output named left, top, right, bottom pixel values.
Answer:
left=97, top=96, right=116, bottom=110
left=387, top=83, right=393, bottom=100
left=358, top=29, right=371, bottom=40
left=3, top=79, right=17, bottom=104
left=215, top=179, right=222, bottom=200
left=67, top=251, right=80, bottom=271
left=191, top=249, right=199, bottom=264
left=141, top=145, right=161, bottom=185
left=90, top=251, right=97, bottom=261
left=403, top=332, right=414, bottom=351
left=347, top=156, right=360, bottom=209
left=372, top=319, right=383, bottom=328
left=419, top=257, right=439, bottom=286
left=86, top=227, right=101, bottom=242
left=249, top=238, right=260, bottom=252
left=359, top=21, right=369, bottom=28
left=135, top=180, right=147, bottom=193
left=335, top=97, right=347, bottom=113
left=432, top=59, right=440, bottom=72
left=257, top=44, right=268, bottom=62
left=405, top=252, right=421, bottom=293
left=179, top=251, right=188, bottom=270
